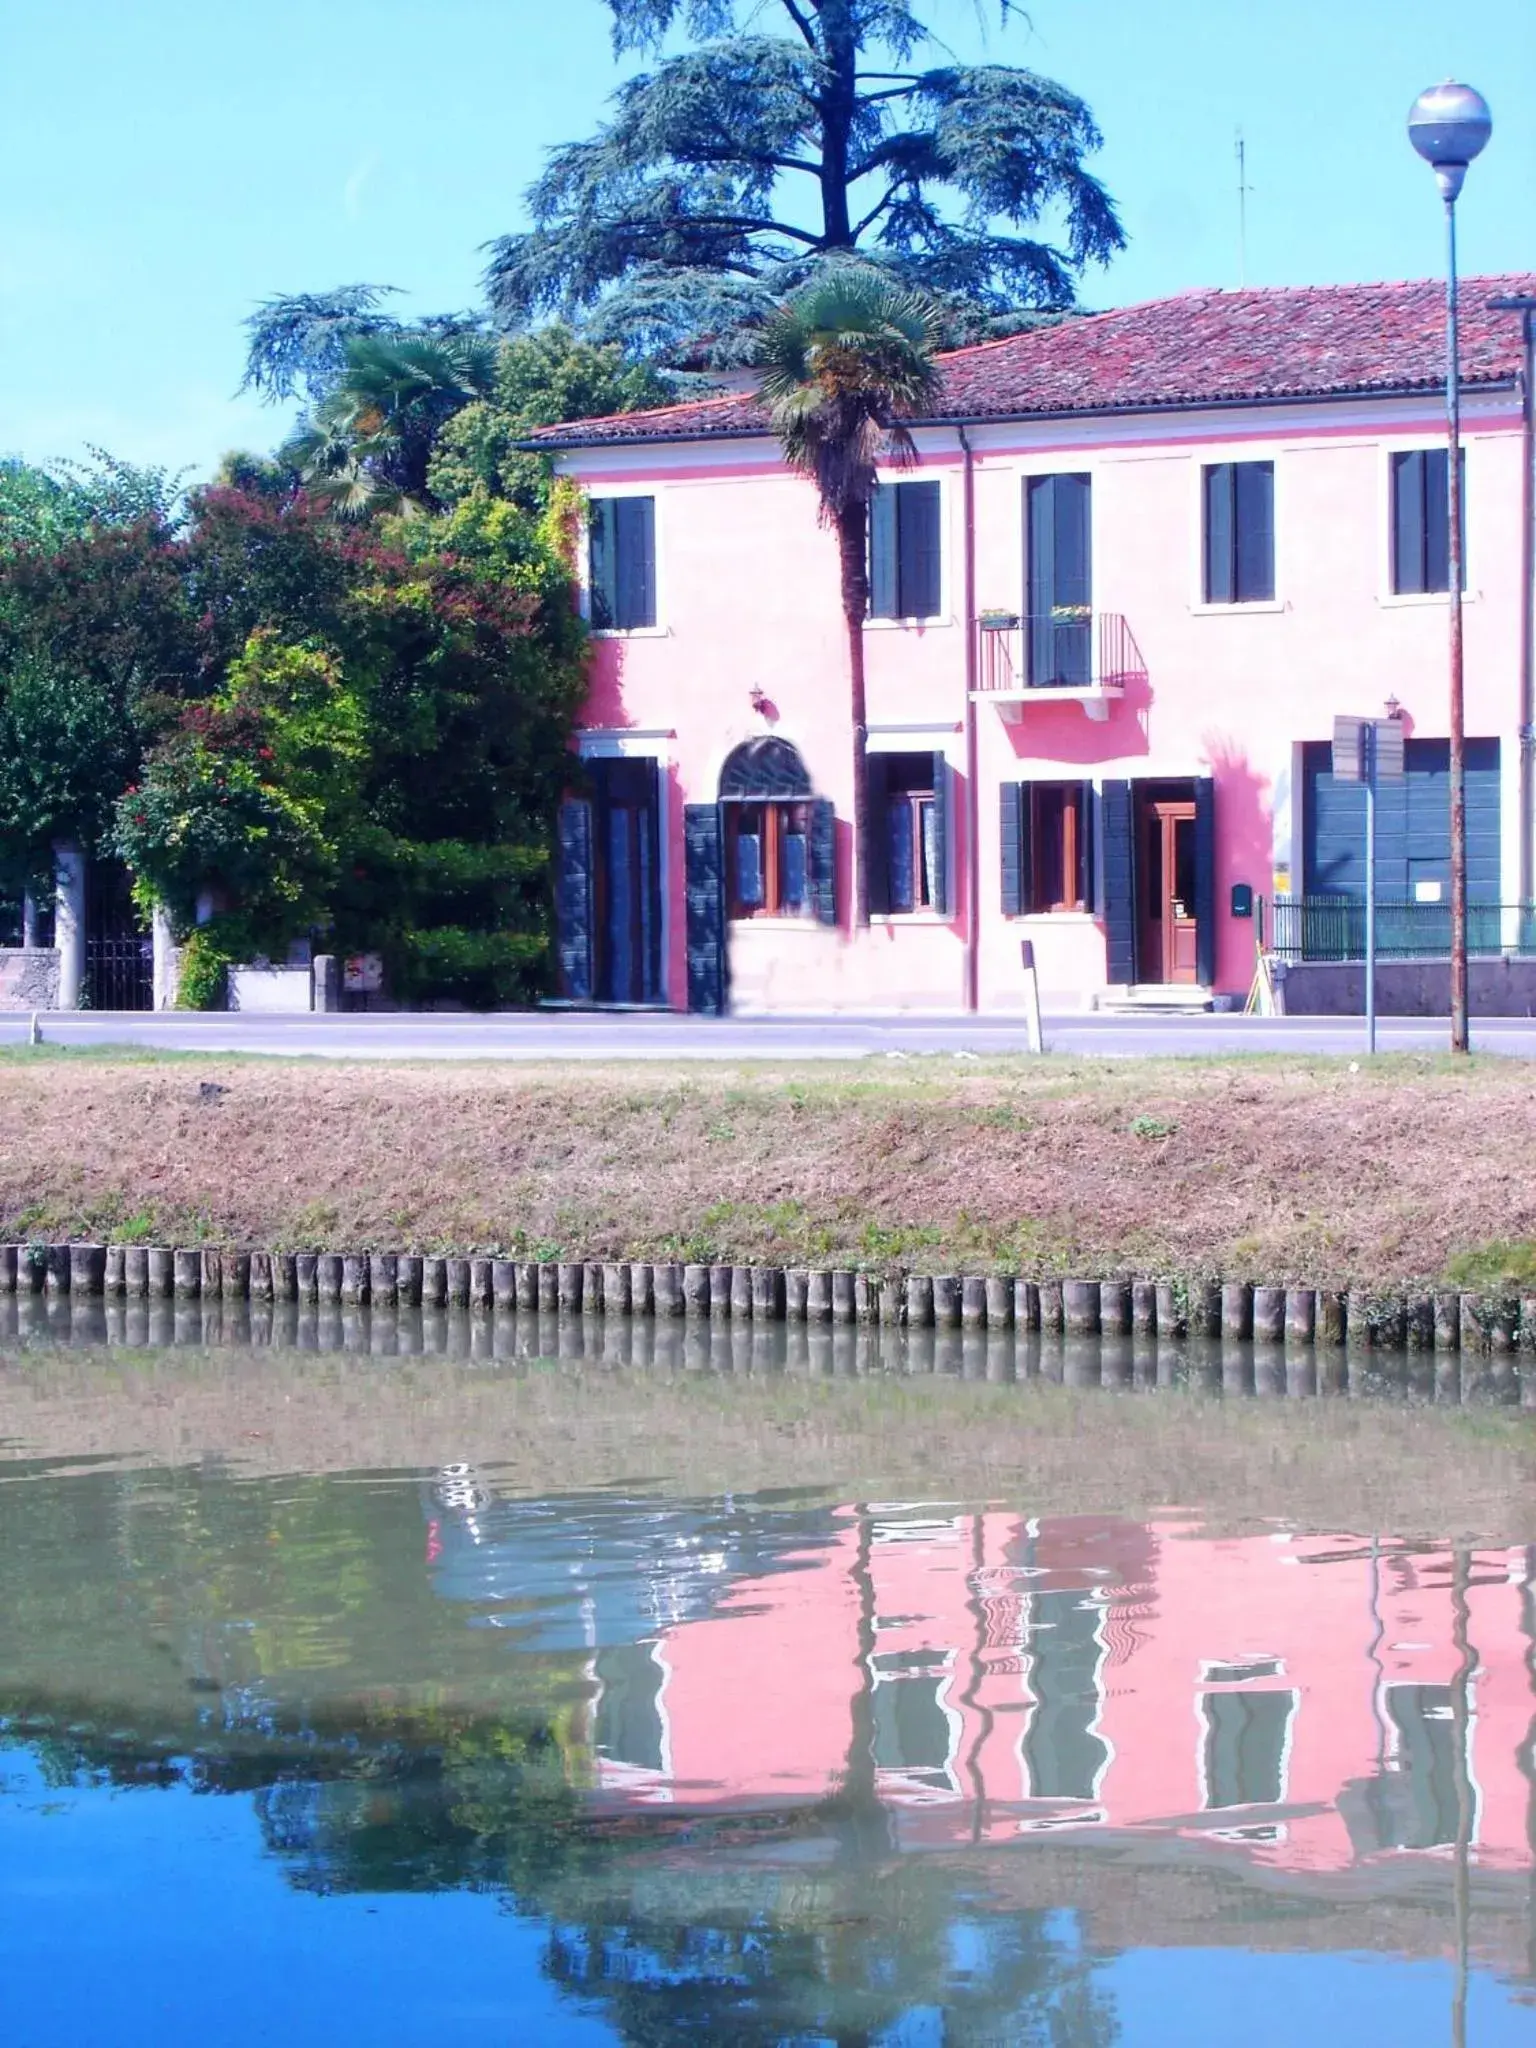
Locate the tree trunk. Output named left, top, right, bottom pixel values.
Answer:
left=836, top=502, right=871, bottom=927
left=816, top=0, right=857, bottom=248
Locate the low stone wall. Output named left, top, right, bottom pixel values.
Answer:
left=0, top=950, right=60, bottom=1011
left=5, top=1241, right=1535, bottom=1389
left=1277, top=957, right=1536, bottom=1017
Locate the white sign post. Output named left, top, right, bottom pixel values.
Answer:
left=1333, top=715, right=1405, bottom=1054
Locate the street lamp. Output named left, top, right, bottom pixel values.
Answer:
left=1408, top=80, right=1492, bottom=1056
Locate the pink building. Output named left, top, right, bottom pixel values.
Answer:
left=588, top=1510, right=1536, bottom=1885
left=533, top=276, right=1536, bottom=1014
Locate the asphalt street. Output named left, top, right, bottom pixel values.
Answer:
left=4, top=1008, right=1533, bottom=1059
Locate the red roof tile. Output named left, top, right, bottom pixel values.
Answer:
left=527, top=275, right=1536, bottom=450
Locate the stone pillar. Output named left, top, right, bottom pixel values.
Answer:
left=53, top=841, right=86, bottom=1011
left=20, top=893, right=37, bottom=949
left=312, top=955, right=339, bottom=1013
left=151, top=903, right=178, bottom=1009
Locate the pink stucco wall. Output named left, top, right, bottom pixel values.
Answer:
left=590, top=1511, right=1535, bottom=1877
left=562, top=388, right=1526, bottom=1013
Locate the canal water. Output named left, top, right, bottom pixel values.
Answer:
left=0, top=1326, right=1532, bottom=2045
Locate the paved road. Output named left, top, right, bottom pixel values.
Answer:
left=4, top=1008, right=1533, bottom=1059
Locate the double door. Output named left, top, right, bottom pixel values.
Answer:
left=556, top=758, right=663, bottom=1006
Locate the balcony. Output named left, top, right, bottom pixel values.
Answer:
left=973, top=610, right=1145, bottom=722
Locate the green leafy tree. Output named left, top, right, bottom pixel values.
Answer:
left=0, top=517, right=195, bottom=894
left=428, top=325, right=671, bottom=511
left=758, top=270, right=942, bottom=925
left=485, top=0, right=1123, bottom=361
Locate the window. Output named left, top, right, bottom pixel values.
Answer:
left=1391, top=448, right=1463, bottom=594
left=594, top=1642, right=666, bottom=1773
left=1203, top=461, right=1274, bottom=604
left=1001, top=782, right=1093, bottom=915
left=726, top=800, right=810, bottom=918
left=1201, top=1689, right=1296, bottom=1809
left=1021, top=1591, right=1109, bottom=1801
left=870, top=752, right=948, bottom=915
left=588, top=496, right=656, bottom=630
left=869, top=480, right=942, bottom=619
left=716, top=737, right=835, bottom=929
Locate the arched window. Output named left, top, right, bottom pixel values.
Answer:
left=719, top=739, right=814, bottom=918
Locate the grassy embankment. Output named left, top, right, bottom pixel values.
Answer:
left=4, top=1046, right=1536, bottom=1293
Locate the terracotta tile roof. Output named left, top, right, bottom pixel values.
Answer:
left=527, top=275, right=1536, bottom=451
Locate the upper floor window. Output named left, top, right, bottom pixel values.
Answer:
left=869, top=480, right=942, bottom=620
left=1391, top=448, right=1463, bottom=594
left=1203, top=460, right=1274, bottom=604
left=589, top=496, right=656, bottom=630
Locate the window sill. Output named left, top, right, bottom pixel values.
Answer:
left=1377, top=589, right=1475, bottom=608
left=871, top=913, right=949, bottom=926
left=589, top=624, right=669, bottom=640
left=1189, top=600, right=1285, bottom=617
left=1008, top=910, right=1099, bottom=923
left=729, top=915, right=817, bottom=928
left=864, top=615, right=952, bottom=632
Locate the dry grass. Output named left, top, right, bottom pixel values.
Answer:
left=4, top=1047, right=1536, bottom=1288
left=2, top=1346, right=1531, bottom=1541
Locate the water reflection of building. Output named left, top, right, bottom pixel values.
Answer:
left=548, top=1508, right=1533, bottom=1876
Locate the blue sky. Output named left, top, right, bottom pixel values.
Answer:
left=1, top=0, right=1532, bottom=479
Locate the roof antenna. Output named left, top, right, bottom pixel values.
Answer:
left=1236, top=128, right=1254, bottom=286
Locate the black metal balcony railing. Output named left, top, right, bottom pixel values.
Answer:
left=1268, top=896, right=1536, bottom=964
left=975, top=611, right=1146, bottom=695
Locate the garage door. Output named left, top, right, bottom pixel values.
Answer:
left=1302, top=737, right=1500, bottom=902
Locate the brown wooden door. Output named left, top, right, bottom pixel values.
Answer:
left=1138, top=799, right=1199, bottom=984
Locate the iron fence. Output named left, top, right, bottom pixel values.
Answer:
left=1268, top=896, right=1536, bottom=964
left=85, top=935, right=154, bottom=1011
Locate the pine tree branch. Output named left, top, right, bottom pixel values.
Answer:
left=778, top=0, right=819, bottom=48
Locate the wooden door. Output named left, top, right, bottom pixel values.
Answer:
left=1138, top=798, right=1198, bottom=984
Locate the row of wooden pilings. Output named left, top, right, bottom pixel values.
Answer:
left=4, top=1244, right=1536, bottom=1356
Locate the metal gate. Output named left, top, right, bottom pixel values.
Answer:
left=85, top=934, right=153, bottom=1011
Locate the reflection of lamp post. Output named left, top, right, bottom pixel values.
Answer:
left=1408, top=81, right=1492, bottom=1055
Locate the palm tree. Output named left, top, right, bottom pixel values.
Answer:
left=757, top=270, right=944, bottom=926
left=282, top=331, right=497, bottom=520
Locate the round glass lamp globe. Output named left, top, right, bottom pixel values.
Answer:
left=1407, top=80, right=1492, bottom=168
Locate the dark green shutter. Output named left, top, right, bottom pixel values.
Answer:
left=683, top=803, right=726, bottom=1015
left=1194, top=775, right=1217, bottom=988
left=1101, top=780, right=1136, bottom=983
left=1392, top=451, right=1424, bottom=595
left=556, top=797, right=594, bottom=1001
left=898, top=481, right=942, bottom=618
left=1235, top=462, right=1274, bottom=602
left=809, top=797, right=837, bottom=926
left=1026, top=476, right=1056, bottom=682
left=589, top=500, right=617, bottom=628
left=614, top=497, right=656, bottom=629
left=866, top=753, right=891, bottom=915
left=1000, top=783, right=1025, bottom=916
left=1203, top=465, right=1233, bottom=604
left=869, top=485, right=897, bottom=618
left=929, top=751, right=950, bottom=916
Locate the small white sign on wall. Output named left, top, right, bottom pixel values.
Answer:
left=1414, top=879, right=1443, bottom=904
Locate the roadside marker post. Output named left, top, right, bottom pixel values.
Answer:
left=1020, top=940, right=1043, bottom=1054
left=1333, top=713, right=1405, bottom=1055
